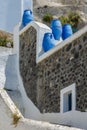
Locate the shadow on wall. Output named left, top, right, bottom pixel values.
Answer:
left=4, top=53, right=41, bottom=120
left=5, top=54, right=19, bottom=90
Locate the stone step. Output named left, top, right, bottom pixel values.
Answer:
left=6, top=89, right=24, bottom=115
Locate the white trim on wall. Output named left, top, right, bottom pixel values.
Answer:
left=19, top=22, right=87, bottom=65
left=37, top=25, right=87, bottom=63
left=13, top=21, right=87, bottom=129
left=19, top=21, right=51, bottom=63
left=60, top=83, right=76, bottom=113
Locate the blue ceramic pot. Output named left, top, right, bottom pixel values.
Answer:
left=22, top=9, right=34, bottom=26
left=42, top=33, right=56, bottom=52
left=51, top=19, right=62, bottom=40
left=62, top=24, right=73, bottom=40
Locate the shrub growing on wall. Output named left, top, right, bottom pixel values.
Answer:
left=42, top=13, right=53, bottom=25
left=68, top=11, right=81, bottom=28
left=59, top=11, right=82, bottom=33
left=59, top=15, right=69, bottom=25
left=0, top=31, right=13, bottom=47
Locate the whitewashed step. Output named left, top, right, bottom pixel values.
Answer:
left=6, top=89, right=24, bottom=115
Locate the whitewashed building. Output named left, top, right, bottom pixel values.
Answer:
left=0, top=0, right=33, bottom=33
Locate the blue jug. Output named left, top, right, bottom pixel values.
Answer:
left=51, top=19, right=62, bottom=40
left=42, top=33, right=56, bottom=52
left=62, top=24, right=73, bottom=40
left=22, top=9, right=34, bottom=26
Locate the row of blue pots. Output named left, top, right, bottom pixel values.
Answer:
left=43, top=19, right=73, bottom=52
left=22, top=10, right=73, bottom=52
left=22, top=10, right=72, bottom=40
left=51, top=19, right=73, bottom=40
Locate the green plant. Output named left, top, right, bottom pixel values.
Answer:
left=59, top=11, right=81, bottom=32
left=0, top=31, right=13, bottom=47
left=59, top=15, right=69, bottom=25
left=42, top=13, right=53, bottom=23
left=0, top=35, right=7, bottom=46
left=12, top=113, right=21, bottom=127
left=68, top=11, right=81, bottom=28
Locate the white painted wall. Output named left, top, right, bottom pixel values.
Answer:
left=13, top=21, right=87, bottom=129
left=42, top=111, right=87, bottom=129
left=19, top=21, right=62, bottom=63
left=60, top=83, right=76, bottom=113
left=5, top=54, right=19, bottom=90
left=37, top=25, right=87, bottom=63
left=0, top=89, right=81, bottom=130
left=0, top=0, right=33, bottom=33
left=0, top=1, right=86, bottom=129
left=23, top=0, right=33, bottom=11
left=13, top=22, right=41, bottom=120
left=0, top=47, right=12, bottom=88
left=19, top=21, right=52, bottom=63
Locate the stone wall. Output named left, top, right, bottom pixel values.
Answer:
left=20, top=26, right=87, bottom=113
left=33, top=0, right=87, bottom=24
left=20, top=26, right=38, bottom=106
left=34, top=5, right=87, bottom=27
left=61, top=0, right=86, bottom=4
left=33, top=0, right=87, bottom=5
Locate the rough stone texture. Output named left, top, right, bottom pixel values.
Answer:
left=61, top=0, right=87, bottom=4
left=33, top=1, right=87, bottom=26
left=20, top=26, right=87, bottom=113
left=33, top=0, right=87, bottom=5
left=20, top=26, right=38, bottom=106
left=34, top=5, right=87, bottom=28
left=35, top=5, right=79, bottom=18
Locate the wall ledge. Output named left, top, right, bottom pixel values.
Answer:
left=19, top=21, right=51, bottom=36
left=0, top=88, right=23, bottom=117
left=17, top=21, right=87, bottom=64
left=0, top=89, right=82, bottom=130
left=37, top=25, right=87, bottom=63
